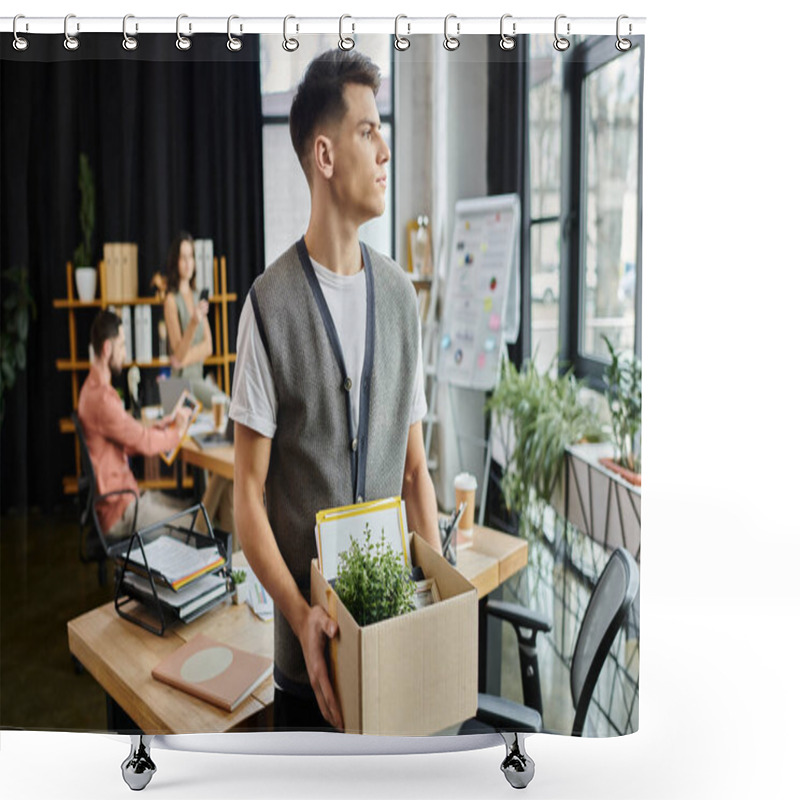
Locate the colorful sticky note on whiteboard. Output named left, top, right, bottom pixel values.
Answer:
left=488, top=313, right=501, bottom=332
left=477, top=353, right=486, bottom=369
left=484, top=298, right=493, bottom=312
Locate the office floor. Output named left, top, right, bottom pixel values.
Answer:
left=1, top=507, right=113, bottom=731
left=0, top=508, right=635, bottom=736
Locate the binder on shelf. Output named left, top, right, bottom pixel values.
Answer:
left=119, top=305, right=134, bottom=362
left=134, top=305, right=153, bottom=363
left=114, top=503, right=233, bottom=636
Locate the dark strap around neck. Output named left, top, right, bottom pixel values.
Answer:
left=295, top=237, right=374, bottom=504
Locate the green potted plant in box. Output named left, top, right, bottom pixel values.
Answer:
left=486, top=353, right=605, bottom=541
left=73, top=153, right=97, bottom=301
left=334, top=524, right=415, bottom=627
left=600, top=334, right=642, bottom=486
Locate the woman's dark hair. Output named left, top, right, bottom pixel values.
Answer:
left=90, top=309, right=122, bottom=359
left=289, top=49, right=381, bottom=179
left=165, top=232, right=196, bottom=293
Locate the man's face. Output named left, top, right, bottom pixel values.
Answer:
left=107, top=329, right=127, bottom=376
left=325, top=83, right=390, bottom=225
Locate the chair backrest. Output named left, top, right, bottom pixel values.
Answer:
left=570, top=547, right=639, bottom=736
left=72, top=411, right=110, bottom=556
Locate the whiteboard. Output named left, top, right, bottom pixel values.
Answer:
left=439, top=194, right=520, bottom=391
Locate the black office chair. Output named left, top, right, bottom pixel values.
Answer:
left=465, top=547, right=639, bottom=738
left=73, top=411, right=140, bottom=586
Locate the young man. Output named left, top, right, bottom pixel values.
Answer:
left=78, top=310, right=192, bottom=537
left=230, top=50, right=441, bottom=731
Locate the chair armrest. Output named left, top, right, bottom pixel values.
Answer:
left=486, top=599, right=552, bottom=634
left=476, top=693, right=543, bottom=733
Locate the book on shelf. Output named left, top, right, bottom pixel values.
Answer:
left=134, top=304, right=153, bottom=363
left=119, top=305, right=134, bottom=362
left=121, top=570, right=228, bottom=619
left=195, top=239, right=214, bottom=298
left=120, top=533, right=225, bottom=591
left=152, top=633, right=273, bottom=712
left=103, top=242, right=138, bottom=300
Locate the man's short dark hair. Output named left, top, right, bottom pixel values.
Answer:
left=90, top=309, right=122, bottom=358
left=289, top=48, right=381, bottom=179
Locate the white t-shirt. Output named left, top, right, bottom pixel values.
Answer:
left=230, top=257, right=427, bottom=439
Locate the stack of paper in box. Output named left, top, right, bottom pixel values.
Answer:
left=311, top=496, right=478, bottom=735
left=314, top=496, right=411, bottom=581
left=119, top=534, right=227, bottom=621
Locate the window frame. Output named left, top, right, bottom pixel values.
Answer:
left=561, top=35, right=645, bottom=387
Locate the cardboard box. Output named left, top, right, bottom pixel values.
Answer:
left=310, top=532, right=478, bottom=735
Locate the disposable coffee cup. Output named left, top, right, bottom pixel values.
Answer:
left=211, top=393, right=227, bottom=431
left=454, top=472, right=478, bottom=545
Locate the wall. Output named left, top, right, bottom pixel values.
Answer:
left=394, top=36, right=490, bottom=509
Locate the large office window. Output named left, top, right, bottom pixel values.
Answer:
left=528, top=37, right=564, bottom=376
left=527, top=35, right=643, bottom=382
left=259, top=36, right=394, bottom=266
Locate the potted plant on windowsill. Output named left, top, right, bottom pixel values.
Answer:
left=487, top=354, right=606, bottom=541
left=73, top=152, right=97, bottom=302
left=599, top=334, right=642, bottom=487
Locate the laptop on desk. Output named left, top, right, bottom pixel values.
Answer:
left=193, top=416, right=234, bottom=449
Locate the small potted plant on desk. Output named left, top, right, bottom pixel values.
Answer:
left=231, top=569, right=248, bottom=604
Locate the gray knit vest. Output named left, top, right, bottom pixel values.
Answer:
left=248, top=238, right=419, bottom=694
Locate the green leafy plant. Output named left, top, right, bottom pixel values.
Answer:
left=602, top=335, right=642, bottom=474
left=231, top=569, right=247, bottom=585
left=486, top=353, right=605, bottom=537
left=73, top=152, right=96, bottom=267
left=334, top=524, right=415, bottom=627
left=0, top=266, right=37, bottom=425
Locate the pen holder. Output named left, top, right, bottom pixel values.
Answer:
left=438, top=518, right=457, bottom=566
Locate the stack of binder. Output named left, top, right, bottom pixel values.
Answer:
left=114, top=505, right=233, bottom=635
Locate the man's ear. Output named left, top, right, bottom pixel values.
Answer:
left=101, top=338, right=113, bottom=363
left=312, top=134, right=335, bottom=180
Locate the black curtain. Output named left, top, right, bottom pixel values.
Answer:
left=0, top=34, right=265, bottom=514
left=486, top=41, right=529, bottom=368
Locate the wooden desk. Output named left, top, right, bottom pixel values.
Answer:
left=456, top=525, right=528, bottom=600
left=180, top=438, right=234, bottom=481
left=67, top=528, right=525, bottom=733
left=68, top=557, right=273, bottom=734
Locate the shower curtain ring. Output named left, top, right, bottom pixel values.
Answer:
left=444, top=14, right=460, bottom=51
left=499, top=14, right=516, bottom=51
left=64, top=13, right=80, bottom=51
left=616, top=15, right=632, bottom=51
left=394, top=15, right=410, bottom=51
left=227, top=15, right=242, bottom=51
left=339, top=15, right=355, bottom=50
left=554, top=14, right=570, bottom=51
left=122, top=15, right=138, bottom=51
left=283, top=15, right=299, bottom=52
left=176, top=14, right=192, bottom=51
left=13, top=15, right=29, bottom=51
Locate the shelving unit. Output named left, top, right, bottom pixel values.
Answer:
left=55, top=257, right=237, bottom=496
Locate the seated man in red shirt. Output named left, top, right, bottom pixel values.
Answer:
left=78, top=309, right=193, bottom=538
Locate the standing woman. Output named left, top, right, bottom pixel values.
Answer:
left=163, top=233, right=214, bottom=409
left=163, top=232, right=236, bottom=543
